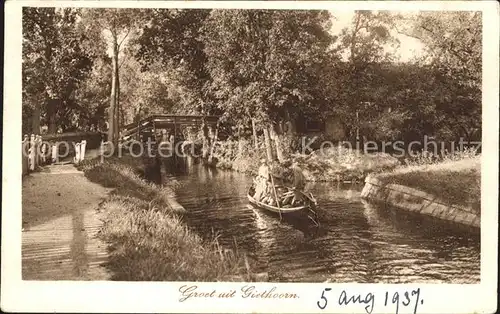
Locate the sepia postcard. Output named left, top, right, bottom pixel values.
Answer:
left=2, top=1, right=499, bottom=313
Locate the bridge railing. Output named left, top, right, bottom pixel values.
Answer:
left=121, top=115, right=220, bottom=141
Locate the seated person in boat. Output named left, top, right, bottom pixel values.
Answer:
left=253, top=158, right=271, bottom=203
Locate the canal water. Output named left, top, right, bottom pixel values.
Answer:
left=161, top=160, right=480, bottom=283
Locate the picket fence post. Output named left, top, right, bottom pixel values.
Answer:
left=51, top=142, right=58, bottom=164
left=35, top=135, right=41, bottom=167
left=80, top=140, right=87, bottom=162
left=22, top=135, right=29, bottom=175
left=40, top=140, right=47, bottom=164
left=29, top=134, right=36, bottom=171
left=74, top=142, right=81, bottom=164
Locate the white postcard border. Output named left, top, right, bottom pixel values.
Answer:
left=2, top=1, right=498, bottom=313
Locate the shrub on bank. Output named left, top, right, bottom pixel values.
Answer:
left=211, top=139, right=400, bottom=182
left=79, top=156, right=252, bottom=281
left=293, top=146, right=400, bottom=182
left=402, top=147, right=479, bottom=166
left=211, top=139, right=266, bottom=174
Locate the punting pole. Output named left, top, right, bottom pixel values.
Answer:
left=174, top=117, right=177, bottom=142
left=174, top=117, right=177, bottom=169
left=137, top=119, right=140, bottom=141
left=269, top=166, right=282, bottom=220
left=152, top=119, right=156, bottom=157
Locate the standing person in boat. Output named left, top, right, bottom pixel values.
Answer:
left=169, top=129, right=175, bottom=146
left=253, top=158, right=271, bottom=202
left=291, top=161, right=305, bottom=191
left=280, top=160, right=306, bottom=206
left=279, top=159, right=305, bottom=190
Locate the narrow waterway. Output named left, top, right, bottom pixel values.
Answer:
left=161, top=160, right=480, bottom=283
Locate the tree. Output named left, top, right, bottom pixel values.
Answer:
left=136, top=9, right=217, bottom=159
left=120, top=53, right=183, bottom=122
left=356, top=11, right=483, bottom=144
left=334, top=10, right=400, bottom=142
left=136, top=9, right=213, bottom=113
left=202, top=9, right=334, bottom=161
left=81, top=8, right=144, bottom=146
left=404, top=11, right=482, bottom=141
left=22, top=7, right=93, bottom=134
left=72, top=54, right=112, bottom=131
left=137, top=9, right=338, bottom=161
left=401, top=12, right=481, bottom=85
left=327, top=10, right=482, bottom=146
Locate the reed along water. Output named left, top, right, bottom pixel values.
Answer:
left=157, top=159, right=480, bottom=283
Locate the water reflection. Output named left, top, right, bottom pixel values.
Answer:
left=163, top=160, right=480, bottom=283
left=362, top=200, right=480, bottom=283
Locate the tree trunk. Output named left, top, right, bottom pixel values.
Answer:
left=271, top=124, right=284, bottom=162
left=350, top=14, right=362, bottom=147
left=262, top=125, right=273, bottom=162
left=116, top=67, right=121, bottom=141
left=237, top=125, right=244, bottom=156
left=38, top=36, right=53, bottom=136
left=251, top=118, right=258, bottom=150
left=47, top=98, right=59, bottom=134
left=274, top=137, right=284, bottom=162
left=32, top=102, right=41, bottom=135
left=208, top=124, right=219, bottom=164
left=285, top=111, right=296, bottom=136
left=108, top=32, right=119, bottom=146
left=202, top=120, right=210, bottom=160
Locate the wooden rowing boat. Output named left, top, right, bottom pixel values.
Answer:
left=247, top=185, right=317, bottom=215
left=248, top=185, right=320, bottom=226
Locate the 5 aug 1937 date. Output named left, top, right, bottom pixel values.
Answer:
left=316, top=287, right=424, bottom=314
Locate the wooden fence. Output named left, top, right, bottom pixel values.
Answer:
left=22, top=132, right=102, bottom=176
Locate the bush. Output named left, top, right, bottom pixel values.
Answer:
left=292, top=146, right=400, bottom=182
left=403, top=147, right=478, bottom=166
left=211, top=138, right=400, bottom=182
left=212, top=138, right=266, bottom=174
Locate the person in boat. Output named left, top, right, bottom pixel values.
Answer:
left=253, top=158, right=271, bottom=202
left=280, top=160, right=306, bottom=206
left=169, top=130, right=175, bottom=146
left=291, top=161, right=305, bottom=191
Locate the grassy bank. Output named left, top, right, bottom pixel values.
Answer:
left=213, top=141, right=400, bottom=183
left=374, top=157, right=481, bottom=213
left=77, top=156, right=252, bottom=281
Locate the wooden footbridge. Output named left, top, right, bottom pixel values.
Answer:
left=121, top=114, right=220, bottom=143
